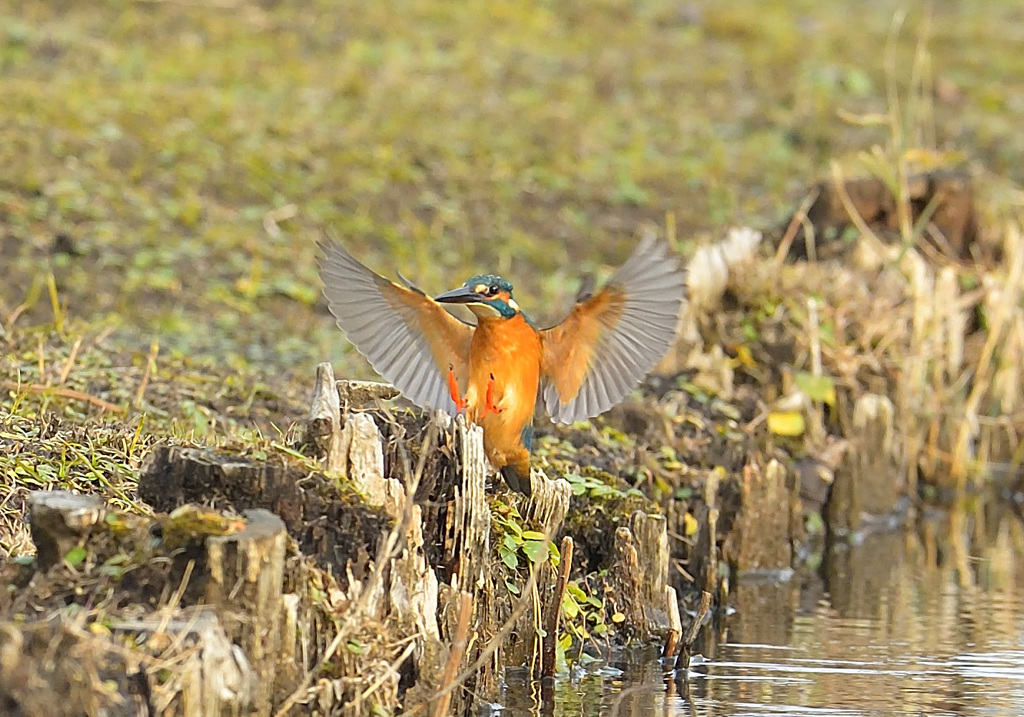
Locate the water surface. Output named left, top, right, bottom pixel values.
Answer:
left=501, top=505, right=1024, bottom=716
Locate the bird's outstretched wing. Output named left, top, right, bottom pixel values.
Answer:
left=318, top=236, right=473, bottom=415
left=540, top=235, right=686, bottom=424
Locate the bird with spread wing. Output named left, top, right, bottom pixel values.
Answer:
left=318, top=235, right=686, bottom=496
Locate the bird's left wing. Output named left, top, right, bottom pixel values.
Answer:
left=539, top=235, right=686, bottom=424
left=318, top=236, right=473, bottom=415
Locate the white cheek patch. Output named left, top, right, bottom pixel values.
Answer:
left=508, top=298, right=519, bottom=311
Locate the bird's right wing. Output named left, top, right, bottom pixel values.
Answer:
left=318, top=236, right=473, bottom=414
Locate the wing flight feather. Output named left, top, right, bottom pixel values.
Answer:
left=318, top=237, right=473, bottom=414
left=540, top=235, right=686, bottom=423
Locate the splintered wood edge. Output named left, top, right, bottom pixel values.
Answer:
left=343, top=412, right=390, bottom=508
left=451, top=416, right=491, bottom=591
left=522, top=471, right=571, bottom=532
left=335, top=379, right=401, bottom=406
left=309, top=362, right=341, bottom=426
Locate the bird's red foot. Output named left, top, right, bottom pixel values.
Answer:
left=481, top=373, right=503, bottom=417
left=447, top=364, right=467, bottom=413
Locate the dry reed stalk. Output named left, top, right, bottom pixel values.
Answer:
left=541, top=536, right=574, bottom=679
left=0, top=381, right=123, bottom=413
left=663, top=585, right=682, bottom=665
left=431, top=591, right=473, bottom=717
left=673, top=588, right=713, bottom=691
left=58, top=336, right=82, bottom=385
left=951, top=222, right=1024, bottom=483
left=829, top=161, right=889, bottom=257
left=684, top=591, right=712, bottom=648
left=901, top=251, right=940, bottom=481
left=773, top=188, right=820, bottom=266
left=135, top=341, right=160, bottom=407
left=937, top=267, right=966, bottom=383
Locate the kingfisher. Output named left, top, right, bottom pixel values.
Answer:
left=318, top=234, right=686, bottom=496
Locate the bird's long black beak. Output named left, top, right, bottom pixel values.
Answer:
left=434, top=286, right=485, bottom=304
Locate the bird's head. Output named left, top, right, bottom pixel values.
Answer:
left=435, top=274, right=519, bottom=320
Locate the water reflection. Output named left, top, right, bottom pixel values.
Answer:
left=499, top=506, right=1024, bottom=716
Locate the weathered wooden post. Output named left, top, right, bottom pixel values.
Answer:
left=28, top=490, right=106, bottom=569
left=829, top=394, right=903, bottom=535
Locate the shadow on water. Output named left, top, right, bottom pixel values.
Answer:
left=498, top=502, right=1024, bottom=716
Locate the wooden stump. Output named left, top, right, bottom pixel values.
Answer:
left=28, top=490, right=106, bottom=569
left=115, top=610, right=256, bottom=716
left=8, top=492, right=287, bottom=717
left=138, top=445, right=391, bottom=588
left=198, top=509, right=286, bottom=716
left=690, top=470, right=721, bottom=598
left=608, top=511, right=670, bottom=637
left=446, top=416, right=491, bottom=594
left=630, top=510, right=669, bottom=609
left=0, top=610, right=261, bottom=717
left=783, top=170, right=981, bottom=263
left=829, top=394, right=904, bottom=535
left=0, top=617, right=150, bottom=717
left=724, top=459, right=795, bottom=575
left=610, top=527, right=644, bottom=631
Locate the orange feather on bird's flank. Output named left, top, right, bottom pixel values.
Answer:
left=466, top=312, right=542, bottom=491
left=317, top=234, right=687, bottom=497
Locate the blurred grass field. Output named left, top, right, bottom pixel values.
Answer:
left=3, top=0, right=1022, bottom=380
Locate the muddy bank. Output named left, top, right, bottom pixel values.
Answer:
left=0, top=355, right=790, bottom=715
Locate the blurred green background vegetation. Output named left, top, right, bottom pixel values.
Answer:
left=2, top=0, right=1022, bottom=381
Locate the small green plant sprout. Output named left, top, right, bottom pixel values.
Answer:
left=563, top=472, right=643, bottom=500
left=560, top=580, right=610, bottom=642
left=492, top=502, right=560, bottom=574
